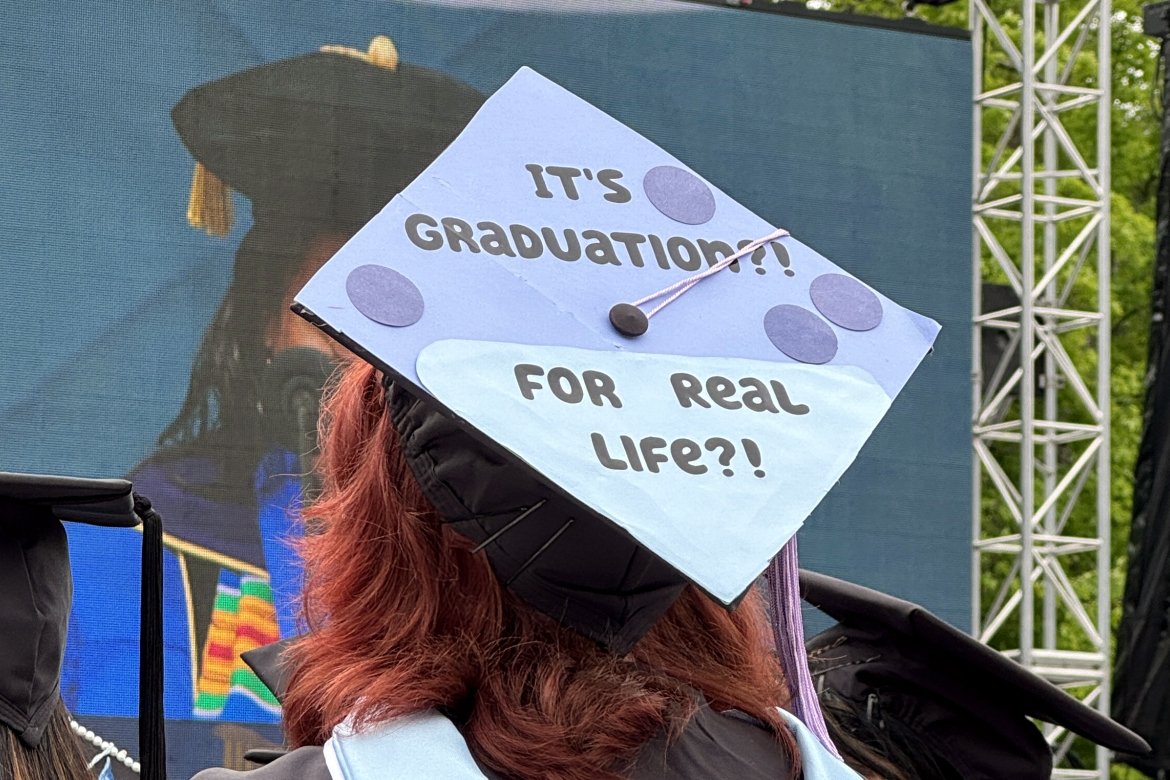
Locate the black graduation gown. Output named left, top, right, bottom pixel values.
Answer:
left=190, top=702, right=797, bottom=780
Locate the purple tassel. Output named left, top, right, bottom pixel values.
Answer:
left=766, top=536, right=840, bottom=758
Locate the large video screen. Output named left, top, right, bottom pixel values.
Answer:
left=0, top=0, right=971, bottom=774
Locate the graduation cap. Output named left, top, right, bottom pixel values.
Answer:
left=172, top=36, right=485, bottom=237
left=0, top=473, right=166, bottom=780
left=800, top=569, right=1151, bottom=779
left=293, top=66, right=939, bottom=744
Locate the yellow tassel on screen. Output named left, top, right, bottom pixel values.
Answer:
left=187, top=162, right=233, bottom=237
left=320, top=35, right=399, bottom=72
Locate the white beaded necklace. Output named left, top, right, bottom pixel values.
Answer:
left=70, top=718, right=142, bottom=774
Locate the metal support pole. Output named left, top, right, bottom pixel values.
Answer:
left=1019, top=0, right=1038, bottom=670
left=1095, top=0, right=1113, bottom=772
left=971, top=0, right=1112, bottom=772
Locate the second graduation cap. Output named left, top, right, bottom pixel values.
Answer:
left=0, top=473, right=166, bottom=780
left=295, top=67, right=939, bottom=649
left=801, top=570, right=1150, bottom=779
left=0, top=474, right=137, bottom=748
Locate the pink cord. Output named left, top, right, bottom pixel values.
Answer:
left=630, top=227, right=790, bottom=319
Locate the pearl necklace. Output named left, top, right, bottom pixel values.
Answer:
left=70, top=718, right=142, bottom=774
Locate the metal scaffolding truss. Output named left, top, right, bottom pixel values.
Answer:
left=970, top=0, right=1112, bottom=774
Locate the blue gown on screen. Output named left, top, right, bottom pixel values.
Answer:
left=63, top=447, right=305, bottom=724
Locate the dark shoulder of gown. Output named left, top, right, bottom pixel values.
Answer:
left=189, top=746, right=331, bottom=780
left=465, top=700, right=794, bottom=779
left=628, top=702, right=796, bottom=780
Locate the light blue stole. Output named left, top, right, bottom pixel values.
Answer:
left=323, top=708, right=863, bottom=779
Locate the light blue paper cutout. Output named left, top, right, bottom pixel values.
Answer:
left=294, top=66, right=939, bottom=602
left=418, top=340, right=889, bottom=604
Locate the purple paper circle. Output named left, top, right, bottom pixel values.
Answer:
left=809, top=273, right=883, bottom=332
left=642, top=165, right=716, bottom=225
left=764, top=304, right=838, bottom=364
left=346, top=264, right=424, bottom=327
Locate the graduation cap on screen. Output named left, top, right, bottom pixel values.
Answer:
left=0, top=473, right=166, bottom=780
left=172, top=36, right=484, bottom=237
left=293, top=66, right=939, bottom=741
left=801, top=569, right=1151, bottom=779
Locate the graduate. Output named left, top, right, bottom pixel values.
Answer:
left=188, top=63, right=951, bottom=779
left=191, top=353, right=858, bottom=780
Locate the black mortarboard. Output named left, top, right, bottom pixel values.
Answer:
left=801, top=569, right=1150, bottom=779
left=0, top=472, right=166, bottom=779
left=172, top=37, right=485, bottom=236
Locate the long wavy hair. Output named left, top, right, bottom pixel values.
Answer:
left=0, top=703, right=91, bottom=780
left=282, top=361, right=799, bottom=779
left=151, top=224, right=322, bottom=497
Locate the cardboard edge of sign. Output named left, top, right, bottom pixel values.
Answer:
left=291, top=299, right=767, bottom=611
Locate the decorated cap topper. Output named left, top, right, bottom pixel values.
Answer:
left=295, top=67, right=940, bottom=605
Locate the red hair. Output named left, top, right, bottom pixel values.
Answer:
left=283, top=361, right=798, bottom=779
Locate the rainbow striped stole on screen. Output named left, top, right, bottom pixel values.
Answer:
left=194, top=570, right=281, bottom=719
